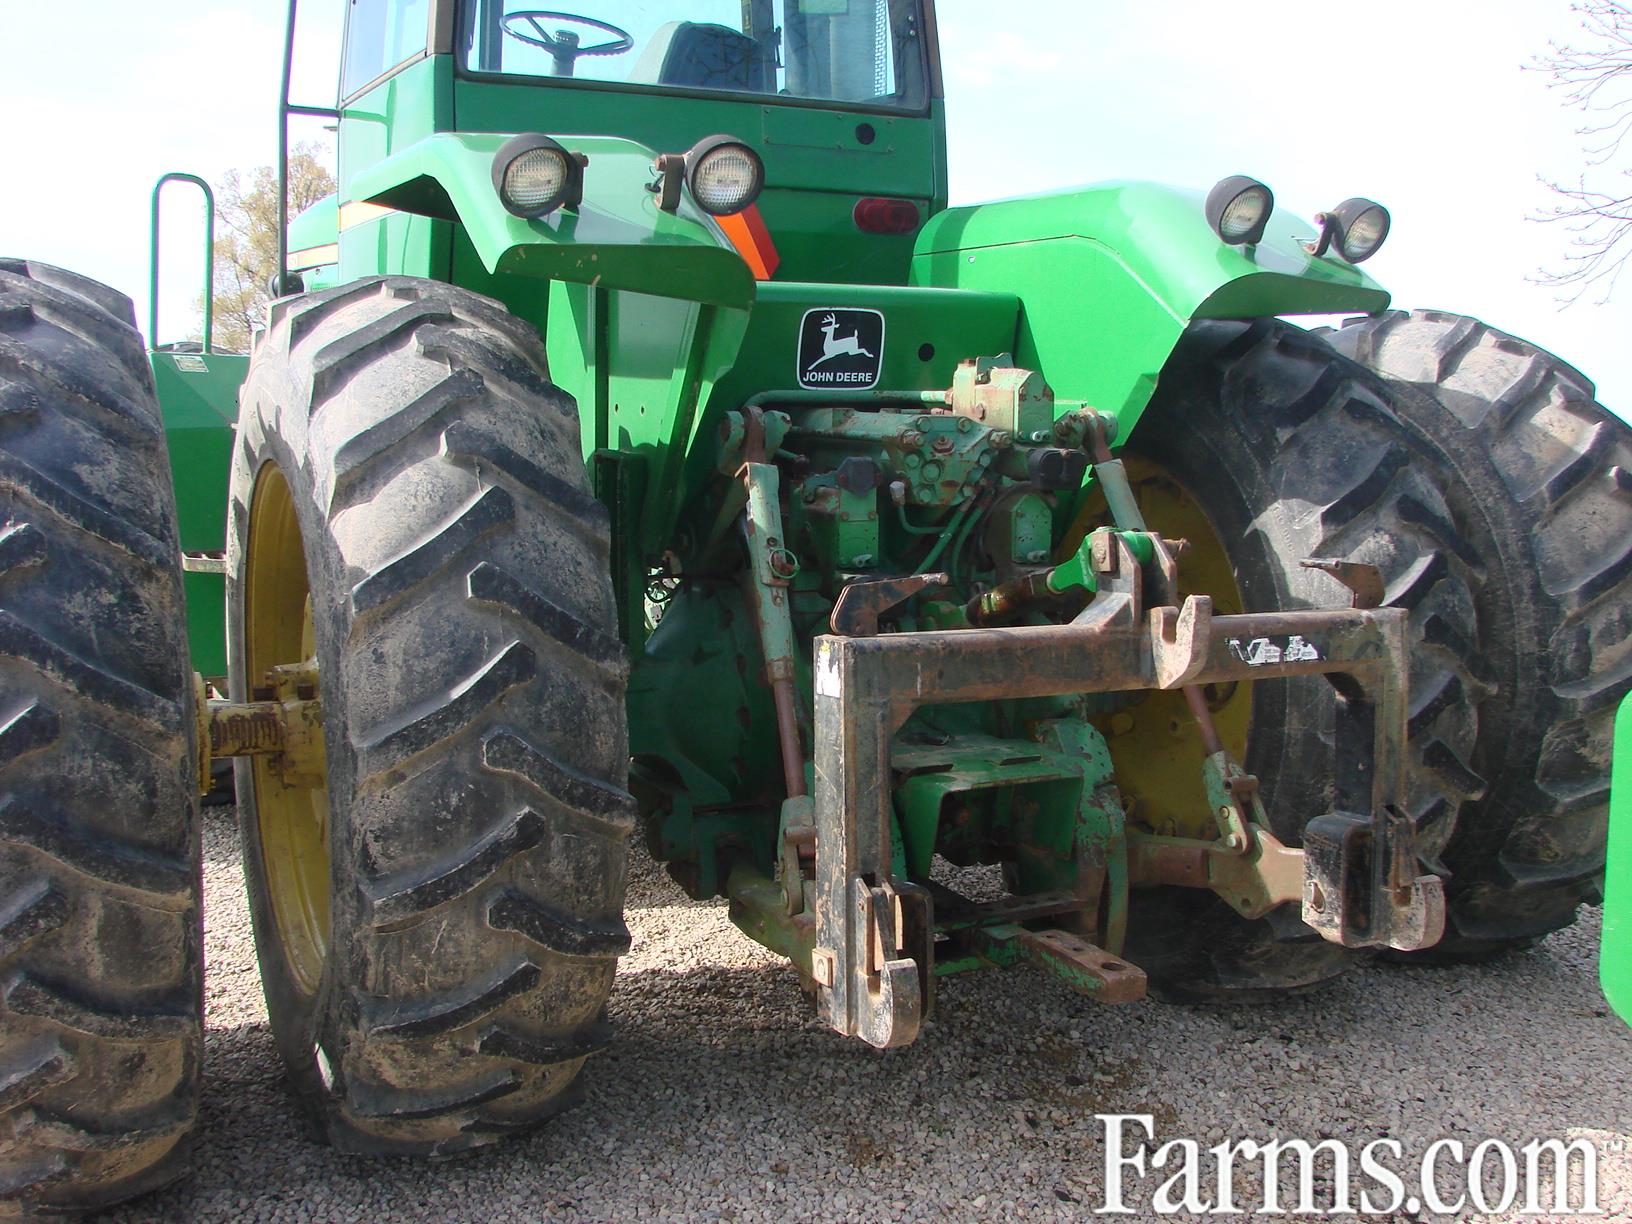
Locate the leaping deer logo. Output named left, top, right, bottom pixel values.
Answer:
left=806, top=313, right=875, bottom=370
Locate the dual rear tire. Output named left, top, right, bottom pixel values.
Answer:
left=0, top=268, right=632, bottom=1213
left=0, top=262, right=201, bottom=1214
left=1322, top=310, right=1630, bottom=956
left=1121, top=314, right=1630, bottom=993
left=226, top=275, right=633, bottom=1148
left=230, top=277, right=632, bottom=1152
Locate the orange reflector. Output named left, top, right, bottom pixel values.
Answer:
left=718, top=204, right=780, bottom=281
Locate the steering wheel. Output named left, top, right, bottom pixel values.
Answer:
left=501, top=11, right=634, bottom=77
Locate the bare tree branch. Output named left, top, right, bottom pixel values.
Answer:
left=1532, top=1, right=1632, bottom=302
left=199, top=145, right=336, bottom=352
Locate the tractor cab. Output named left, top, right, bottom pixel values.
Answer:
left=311, top=0, right=945, bottom=290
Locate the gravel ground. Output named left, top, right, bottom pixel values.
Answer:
left=104, top=809, right=1631, bottom=1223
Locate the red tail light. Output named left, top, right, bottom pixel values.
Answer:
left=853, top=197, right=920, bottom=235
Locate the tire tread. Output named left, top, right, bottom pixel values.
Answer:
left=0, top=261, right=200, bottom=1216
left=1323, top=309, right=1632, bottom=951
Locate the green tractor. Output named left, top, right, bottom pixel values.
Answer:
left=4, top=1, right=1629, bottom=1212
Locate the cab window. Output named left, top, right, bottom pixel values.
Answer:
left=459, top=0, right=928, bottom=112
left=342, top=0, right=432, bottom=98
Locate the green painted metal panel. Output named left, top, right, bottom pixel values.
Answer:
left=740, top=186, right=928, bottom=288
left=911, top=180, right=1391, bottom=431
left=676, top=282, right=1015, bottom=550
left=150, top=348, right=246, bottom=679
left=1603, top=693, right=1631, bottom=1023
left=287, top=192, right=338, bottom=257
left=540, top=276, right=1018, bottom=563
left=450, top=76, right=946, bottom=285
left=449, top=78, right=942, bottom=198
left=338, top=57, right=450, bottom=285
left=894, top=749, right=1081, bottom=880
left=338, top=62, right=944, bottom=289
left=347, top=129, right=756, bottom=307
left=713, top=281, right=1019, bottom=403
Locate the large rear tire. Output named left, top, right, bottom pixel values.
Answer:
left=1118, top=318, right=1486, bottom=996
left=230, top=277, right=631, bottom=1154
left=1321, top=310, right=1632, bottom=957
left=0, top=261, right=201, bottom=1213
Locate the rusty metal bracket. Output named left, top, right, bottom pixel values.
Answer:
left=830, top=572, right=950, bottom=637
left=1207, top=825, right=1306, bottom=919
left=194, top=660, right=325, bottom=796
left=1128, top=824, right=1305, bottom=920
left=811, top=595, right=1441, bottom=1047
left=974, top=924, right=1147, bottom=1004
left=808, top=872, right=931, bottom=1049
left=1149, top=596, right=1213, bottom=689
left=776, top=795, right=815, bottom=915
left=811, top=635, right=935, bottom=1048
left=1302, top=806, right=1445, bottom=950
left=1301, top=558, right=1385, bottom=609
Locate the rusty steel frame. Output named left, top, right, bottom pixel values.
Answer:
left=807, top=537, right=1445, bottom=1048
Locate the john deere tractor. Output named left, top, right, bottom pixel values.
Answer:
left=4, top=0, right=1629, bottom=1213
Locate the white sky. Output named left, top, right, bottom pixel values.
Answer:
left=1, top=0, right=1624, bottom=414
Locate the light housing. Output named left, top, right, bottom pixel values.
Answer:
left=1330, top=197, right=1390, bottom=263
left=686, top=135, right=765, bottom=216
left=491, top=133, right=585, bottom=219
left=1205, top=175, right=1274, bottom=246
left=656, top=135, right=765, bottom=216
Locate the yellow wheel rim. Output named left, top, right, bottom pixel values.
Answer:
left=244, top=464, right=331, bottom=996
left=1072, top=457, right=1252, bottom=839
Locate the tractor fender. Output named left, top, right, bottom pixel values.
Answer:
left=341, top=132, right=757, bottom=309
left=909, top=180, right=1391, bottom=428
left=286, top=191, right=339, bottom=274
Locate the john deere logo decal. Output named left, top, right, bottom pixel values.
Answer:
left=798, top=308, right=884, bottom=389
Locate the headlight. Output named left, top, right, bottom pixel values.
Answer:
left=1205, top=175, right=1274, bottom=246
left=1330, top=197, right=1390, bottom=263
left=686, top=136, right=765, bottom=216
left=491, top=133, right=585, bottom=218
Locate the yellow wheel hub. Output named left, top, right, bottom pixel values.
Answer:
left=1074, top=456, right=1252, bottom=840
left=243, top=464, right=331, bottom=996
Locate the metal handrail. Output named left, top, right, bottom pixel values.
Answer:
left=149, top=172, right=216, bottom=353
left=277, top=0, right=341, bottom=293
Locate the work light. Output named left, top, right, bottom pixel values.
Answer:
left=492, top=133, right=585, bottom=218
left=1205, top=175, right=1274, bottom=246
left=685, top=136, right=765, bottom=216
left=1330, top=197, right=1390, bottom=263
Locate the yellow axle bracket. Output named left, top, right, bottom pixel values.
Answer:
left=194, top=662, right=325, bottom=795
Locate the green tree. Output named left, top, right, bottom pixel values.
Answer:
left=1535, top=1, right=1632, bottom=301
left=209, top=144, right=335, bottom=352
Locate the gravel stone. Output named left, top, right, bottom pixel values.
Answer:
left=101, top=809, right=1632, bottom=1222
